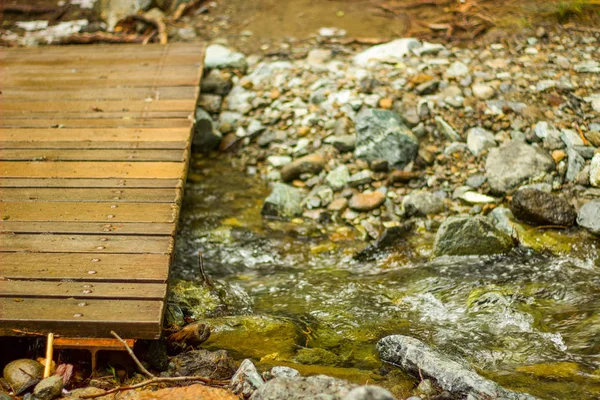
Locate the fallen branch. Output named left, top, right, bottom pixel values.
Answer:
left=78, top=376, right=231, bottom=399
left=59, top=32, right=145, bottom=44
left=1, top=4, right=58, bottom=13
left=172, top=0, right=206, bottom=21
left=130, top=15, right=168, bottom=44
left=110, top=331, right=154, bottom=378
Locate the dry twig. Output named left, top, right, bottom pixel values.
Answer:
left=59, top=32, right=145, bottom=44
left=172, top=0, right=206, bottom=21
left=110, top=331, right=154, bottom=378
left=78, top=376, right=231, bottom=399
left=44, top=333, right=54, bottom=379
left=130, top=15, right=168, bottom=44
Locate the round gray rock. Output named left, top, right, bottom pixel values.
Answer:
left=342, top=386, right=395, bottom=400
left=577, top=200, right=600, bottom=235
left=33, top=375, right=63, bottom=400
left=485, top=141, right=554, bottom=194
left=250, top=375, right=356, bottom=400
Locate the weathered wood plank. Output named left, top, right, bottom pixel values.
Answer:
left=1, top=100, right=196, bottom=114
left=0, top=253, right=170, bottom=282
left=0, top=298, right=164, bottom=339
left=1, top=87, right=197, bottom=102
left=0, top=149, right=187, bottom=162
left=4, top=111, right=192, bottom=119
left=0, top=221, right=175, bottom=235
left=0, top=202, right=177, bottom=223
left=0, top=234, right=173, bottom=254
left=0, top=128, right=191, bottom=149
left=0, top=281, right=166, bottom=300
left=0, top=188, right=179, bottom=202
left=0, top=178, right=182, bottom=188
left=0, top=118, right=192, bottom=129
left=0, top=162, right=185, bottom=179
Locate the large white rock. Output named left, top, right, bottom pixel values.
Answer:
left=205, top=44, right=248, bottom=71
left=353, top=38, right=421, bottom=66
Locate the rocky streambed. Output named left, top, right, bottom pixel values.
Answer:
left=163, top=27, right=600, bottom=400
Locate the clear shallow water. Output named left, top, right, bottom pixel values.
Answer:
left=173, top=154, right=600, bottom=399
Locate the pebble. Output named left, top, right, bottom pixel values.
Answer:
left=349, top=191, right=386, bottom=211
left=280, top=154, right=326, bottom=182
left=472, top=83, right=495, bottom=99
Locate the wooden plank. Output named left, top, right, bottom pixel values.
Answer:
left=1, top=42, right=205, bottom=56
left=0, top=253, right=170, bottom=282
left=0, top=178, right=182, bottom=188
left=0, top=234, right=173, bottom=254
left=4, top=111, right=192, bottom=119
left=0, top=202, right=177, bottom=223
left=0, top=298, right=164, bottom=339
left=0, top=221, right=174, bottom=235
left=1, top=100, right=196, bottom=114
left=3, top=66, right=201, bottom=80
left=0, top=128, right=191, bottom=149
left=0, top=162, right=185, bottom=179
left=0, top=188, right=179, bottom=202
left=0, top=281, right=166, bottom=300
left=0, top=87, right=197, bottom=101
left=4, top=77, right=201, bottom=88
left=0, top=149, right=187, bottom=162
left=0, top=118, right=192, bottom=129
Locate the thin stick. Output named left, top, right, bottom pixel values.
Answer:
left=44, top=333, right=54, bottom=378
left=528, top=225, right=568, bottom=231
left=198, top=252, right=213, bottom=288
left=78, top=376, right=230, bottom=399
left=110, top=331, right=154, bottom=378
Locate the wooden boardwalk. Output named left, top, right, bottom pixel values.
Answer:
left=0, top=42, right=205, bottom=339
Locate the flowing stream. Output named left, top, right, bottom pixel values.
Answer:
left=171, top=154, right=600, bottom=399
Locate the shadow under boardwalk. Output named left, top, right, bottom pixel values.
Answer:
left=0, top=42, right=205, bottom=339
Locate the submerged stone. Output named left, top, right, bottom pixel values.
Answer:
left=377, top=335, right=537, bottom=400
left=433, top=215, right=514, bottom=257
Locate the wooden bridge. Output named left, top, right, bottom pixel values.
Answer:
left=0, top=42, right=205, bottom=339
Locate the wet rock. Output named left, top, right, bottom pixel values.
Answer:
left=435, top=117, right=461, bottom=142
left=326, top=165, right=351, bottom=191
left=353, top=38, right=420, bottom=66
left=433, top=215, right=514, bottom=257
left=577, top=200, right=600, bottom=236
left=342, top=386, right=395, bottom=400
left=32, top=376, right=63, bottom=400
left=230, top=359, right=265, bottom=398
left=472, top=83, right=495, bottom=100
left=466, top=127, right=496, bottom=156
left=169, top=349, right=236, bottom=380
left=270, top=366, right=300, bottom=379
left=250, top=375, right=356, bottom=400
left=294, top=348, right=341, bottom=366
left=354, top=222, right=412, bottom=260
left=280, top=154, right=326, bottom=182
left=488, top=206, right=516, bottom=237
left=205, top=44, right=248, bottom=71
left=590, top=153, right=600, bottom=187
left=354, top=109, right=418, bottom=168
left=3, top=359, right=43, bottom=394
left=193, top=108, right=222, bottom=151
left=262, top=183, right=304, bottom=218
left=510, top=188, right=576, bottom=226
left=201, top=70, right=233, bottom=96
left=349, top=191, right=386, bottom=211
left=565, top=148, right=585, bottom=182
left=377, top=335, right=537, bottom=400
left=485, top=141, right=554, bottom=194
left=402, top=192, right=444, bottom=216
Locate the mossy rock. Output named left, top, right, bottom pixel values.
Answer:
left=167, top=279, right=220, bottom=319
left=203, top=315, right=301, bottom=360
left=294, top=348, right=342, bottom=366
left=513, top=222, right=577, bottom=255
left=516, top=362, right=581, bottom=379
